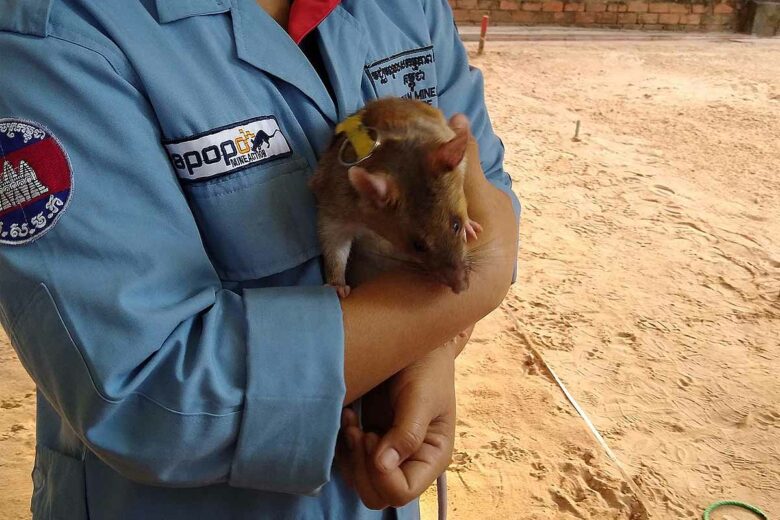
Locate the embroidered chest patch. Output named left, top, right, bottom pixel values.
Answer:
left=366, top=46, right=438, bottom=106
left=0, top=119, right=72, bottom=245
left=164, top=116, right=292, bottom=182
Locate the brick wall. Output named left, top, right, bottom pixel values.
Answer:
left=449, top=0, right=740, bottom=31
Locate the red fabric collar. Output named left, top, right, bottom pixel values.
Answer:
left=288, top=0, right=341, bottom=44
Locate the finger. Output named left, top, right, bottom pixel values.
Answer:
left=348, top=427, right=388, bottom=510
left=342, top=407, right=359, bottom=429
left=336, top=446, right=355, bottom=489
left=336, top=414, right=356, bottom=463
left=368, top=432, right=449, bottom=508
left=365, top=431, right=429, bottom=508
left=365, top=431, right=412, bottom=507
left=462, top=136, right=485, bottom=195
left=447, top=113, right=471, bottom=136
left=337, top=408, right=360, bottom=465
left=396, top=416, right=455, bottom=494
left=373, top=398, right=433, bottom=474
left=336, top=423, right=363, bottom=489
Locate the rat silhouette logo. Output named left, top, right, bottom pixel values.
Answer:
left=0, top=119, right=73, bottom=246
left=251, top=129, right=281, bottom=152
left=164, top=116, right=291, bottom=182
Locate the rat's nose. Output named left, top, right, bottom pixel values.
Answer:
left=441, top=265, right=469, bottom=294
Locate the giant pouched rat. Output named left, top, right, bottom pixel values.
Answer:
left=310, top=97, right=480, bottom=520
left=309, top=98, right=482, bottom=298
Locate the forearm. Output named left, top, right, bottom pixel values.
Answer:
left=341, top=273, right=475, bottom=403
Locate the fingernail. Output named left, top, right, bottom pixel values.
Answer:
left=378, top=448, right=400, bottom=471
left=341, top=410, right=350, bottom=429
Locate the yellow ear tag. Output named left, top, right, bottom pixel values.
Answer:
left=336, top=114, right=377, bottom=162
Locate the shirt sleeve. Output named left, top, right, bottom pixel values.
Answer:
left=0, top=32, right=344, bottom=495
left=425, top=0, right=523, bottom=222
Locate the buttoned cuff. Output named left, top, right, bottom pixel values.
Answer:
left=229, top=285, right=345, bottom=494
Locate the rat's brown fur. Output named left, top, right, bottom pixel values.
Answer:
left=309, top=98, right=477, bottom=295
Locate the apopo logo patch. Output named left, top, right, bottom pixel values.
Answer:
left=164, top=116, right=291, bottom=182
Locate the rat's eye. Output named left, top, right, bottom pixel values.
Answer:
left=451, top=217, right=462, bottom=234
left=412, top=239, right=429, bottom=253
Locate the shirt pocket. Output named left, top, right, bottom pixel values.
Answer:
left=365, top=46, right=439, bottom=106
left=182, top=155, right=320, bottom=281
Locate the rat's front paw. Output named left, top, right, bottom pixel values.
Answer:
left=464, top=218, right=483, bottom=242
left=326, top=283, right=351, bottom=298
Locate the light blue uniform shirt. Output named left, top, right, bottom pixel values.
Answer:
left=0, top=0, right=520, bottom=518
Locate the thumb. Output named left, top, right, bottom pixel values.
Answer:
left=447, top=113, right=470, bottom=135
left=373, top=398, right=432, bottom=474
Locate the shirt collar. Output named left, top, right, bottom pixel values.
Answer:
left=288, top=0, right=341, bottom=44
left=154, top=0, right=230, bottom=24
left=155, top=0, right=343, bottom=42
left=0, top=0, right=53, bottom=37
left=0, top=0, right=340, bottom=38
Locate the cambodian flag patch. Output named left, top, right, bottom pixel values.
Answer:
left=0, top=119, right=72, bottom=245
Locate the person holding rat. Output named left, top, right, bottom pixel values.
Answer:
left=0, top=0, right=520, bottom=519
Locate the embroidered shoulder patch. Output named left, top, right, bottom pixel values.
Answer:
left=0, top=119, right=72, bottom=245
left=163, top=116, right=292, bottom=182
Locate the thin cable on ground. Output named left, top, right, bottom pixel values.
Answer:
left=519, top=327, right=769, bottom=520
left=518, top=327, right=653, bottom=518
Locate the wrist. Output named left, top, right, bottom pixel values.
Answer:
left=414, top=342, right=457, bottom=375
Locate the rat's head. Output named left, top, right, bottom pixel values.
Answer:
left=346, top=115, right=472, bottom=293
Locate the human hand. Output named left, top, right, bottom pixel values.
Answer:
left=337, top=346, right=457, bottom=509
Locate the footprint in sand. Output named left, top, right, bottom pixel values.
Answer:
left=675, top=221, right=718, bottom=243
left=755, top=409, right=780, bottom=428
left=0, top=398, right=22, bottom=410
left=0, top=423, right=26, bottom=441
left=755, top=275, right=780, bottom=303
left=636, top=463, right=697, bottom=518
left=657, top=201, right=684, bottom=218
left=449, top=450, right=475, bottom=473
left=585, top=347, right=602, bottom=360
left=555, top=459, right=648, bottom=519
left=483, top=437, right=528, bottom=463
left=677, top=375, right=694, bottom=390
left=530, top=459, right=549, bottom=480
left=651, top=184, right=675, bottom=196
left=615, top=332, right=638, bottom=348
left=548, top=487, right=587, bottom=519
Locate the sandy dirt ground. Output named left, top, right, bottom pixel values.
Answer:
left=2, top=40, right=779, bottom=519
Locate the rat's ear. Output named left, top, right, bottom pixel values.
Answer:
left=348, top=166, right=394, bottom=208
left=430, top=114, right=470, bottom=174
